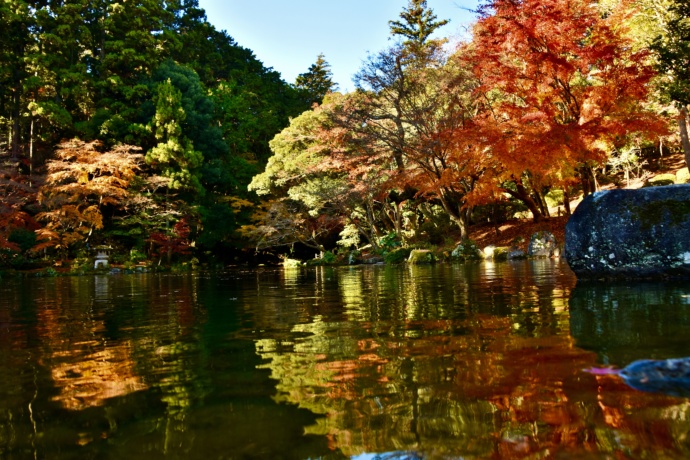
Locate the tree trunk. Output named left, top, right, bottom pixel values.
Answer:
left=679, top=106, right=690, bottom=169
left=503, top=181, right=544, bottom=222
left=11, top=87, right=20, bottom=159
left=438, top=190, right=469, bottom=240
left=563, top=188, right=572, bottom=216
left=535, top=189, right=550, bottom=218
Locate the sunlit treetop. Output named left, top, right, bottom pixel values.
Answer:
left=388, top=0, right=449, bottom=46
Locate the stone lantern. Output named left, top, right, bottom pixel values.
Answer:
left=94, top=246, right=111, bottom=269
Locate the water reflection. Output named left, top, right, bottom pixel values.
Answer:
left=570, top=281, right=690, bottom=364
left=0, top=263, right=689, bottom=458
left=255, top=262, right=595, bottom=458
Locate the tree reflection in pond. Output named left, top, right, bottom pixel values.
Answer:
left=0, top=262, right=689, bottom=458
left=254, top=262, right=690, bottom=458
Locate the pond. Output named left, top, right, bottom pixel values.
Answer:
left=1, top=260, right=690, bottom=459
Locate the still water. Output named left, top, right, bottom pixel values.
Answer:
left=1, top=260, right=690, bottom=459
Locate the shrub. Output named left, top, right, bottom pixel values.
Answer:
left=384, top=247, right=412, bottom=264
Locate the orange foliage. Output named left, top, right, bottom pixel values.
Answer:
left=35, top=139, right=144, bottom=252
left=463, top=0, right=668, bottom=203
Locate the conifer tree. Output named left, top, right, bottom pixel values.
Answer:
left=388, top=0, right=449, bottom=47
left=653, top=0, right=690, bottom=167
left=146, top=79, right=204, bottom=194
left=295, top=54, right=338, bottom=107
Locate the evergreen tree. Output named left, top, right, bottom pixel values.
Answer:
left=295, top=54, right=338, bottom=106
left=0, top=0, right=32, bottom=157
left=653, top=0, right=690, bottom=166
left=146, top=78, right=204, bottom=194
left=87, top=0, right=179, bottom=144
left=388, top=0, right=449, bottom=47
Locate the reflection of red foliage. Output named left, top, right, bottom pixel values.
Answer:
left=148, top=217, right=192, bottom=259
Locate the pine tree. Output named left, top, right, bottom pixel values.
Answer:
left=146, top=79, right=204, bottom=194
left=388, top=0, right=449, bottom=47
left=295, top=54, right=338, bottom=107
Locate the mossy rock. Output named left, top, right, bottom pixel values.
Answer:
left=676, top=168, right=690, bottom=184
left=645, top=173, right=676, bottom=187
left=565, top=184, right=690, bottom=279
left=482, top=245, right=512, bottom=261
left=407, top=249, right=436, bottom=264
left=385, top=247, right=412, bottom=264
left=451, top=240, right=483, bottom=260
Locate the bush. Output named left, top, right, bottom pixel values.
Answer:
left=384, top=247, right=412, bottom=264
left=8, top=228, right=37, bottom=253
left=377, top=232, right=401, bottom=255
left=306, top=251, right=338, bottom=266
left=645, top=173, right=676, bottom=187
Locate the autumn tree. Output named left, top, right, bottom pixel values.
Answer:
left=344, top=2, right=492, bottom=239
left=468, top=0, right=667, bottom=220
left=35, top=140, right=144, bottom=256
left=0, top=163, right=40, bottom=266
left=247, top=102, right=347, bottom=253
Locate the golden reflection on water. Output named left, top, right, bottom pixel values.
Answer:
left=48, top=345, right=146, bottom=410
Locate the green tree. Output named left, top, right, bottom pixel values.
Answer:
left=653, top=0, right=690, bottom=167
left=146, top=78, right=204, bottom=194
left=388, top=0, right=449, bottom=47
left=295, top=53, right=338, bottom=107
left=0, top=0, right=32, bottom=157
left=87, top=0, right=179, bottom=144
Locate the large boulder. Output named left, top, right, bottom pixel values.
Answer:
left=565, top=184, right=690, bottom=279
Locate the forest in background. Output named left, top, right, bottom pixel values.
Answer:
left=0, top=0, right=689, bottom=271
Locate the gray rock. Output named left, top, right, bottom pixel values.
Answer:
left=565, top=184, right=690, bottom=279
left=363, top=256, right=384, bottom=265
left=528, top=231, right=557, bottom=257
left=508, top=249, right=527, bottom=260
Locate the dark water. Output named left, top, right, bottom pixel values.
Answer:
left=1, top=260, right=690, bottom=459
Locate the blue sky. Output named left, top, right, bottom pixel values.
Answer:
left=197, top=1, right=480, bottom=92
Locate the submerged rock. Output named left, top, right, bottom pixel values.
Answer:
left=565, top=184, right=690, bottom=279
left=587, top=357, right=690, bottom=397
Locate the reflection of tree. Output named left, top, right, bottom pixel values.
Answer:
left=255, top=262, right=690, bottom=458
left=32, top=277, right=147, bottom=411
left=570, top=281, right=690, bottom=364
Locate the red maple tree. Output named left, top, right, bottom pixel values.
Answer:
left=465, top=0, right=668, bottom=219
